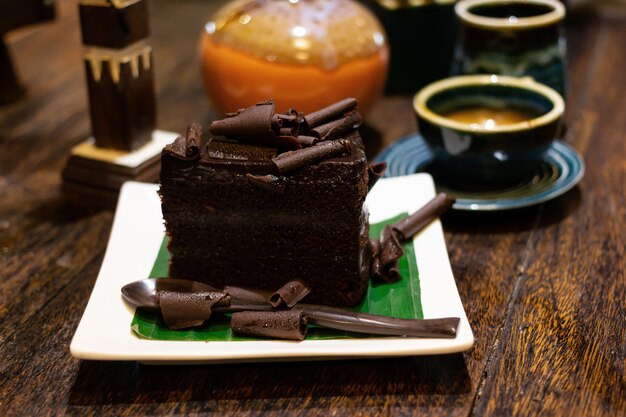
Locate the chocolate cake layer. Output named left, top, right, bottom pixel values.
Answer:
left=160, top=132, right=370, bottom=307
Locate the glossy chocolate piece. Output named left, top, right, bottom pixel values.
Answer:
left=310, top=111, right=362, bottom=141
left=393, top=193, right=455, bottom=242
left=79, top=0, right=150, bottom=49
left=376, top=225, right=403, bottom=283
left=269, top=280, right=311, bottom=308
left=159, top=290, right=229, bottom=329
left=209, top=100, right=275, bottom=138
left=271, top=139, right=351, bottom=174
left=299, top=304, right=460, bottom=338
left=231, top=310, right=308, bottom=340
left=296, top=135, right=318, bottom=147
left=223, top=286, right=273, bottom=304
left=304, top=97, right=357, bottom=129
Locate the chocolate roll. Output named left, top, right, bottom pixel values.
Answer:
left=310, top=111, right=362, bottom=141
left=304, top=98, right=357, bottom=129
left=208, top=99, right=275, bottom=138
left=269, top=280, right=311, bottom=308
left=231, top=310, right=308, bottom=340
left=392, top=193, right=456, bottom=242
left=271, top=139, right=351, bottom=174
left=159, top=290, right=230, bottom=330
left=299, top=304, right=460, bottom=338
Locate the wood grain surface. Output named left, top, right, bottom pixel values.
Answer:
left=0, top=1, right=624, bottom=416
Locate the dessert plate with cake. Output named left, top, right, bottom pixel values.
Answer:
left=70, top=100, right=474, bottom=363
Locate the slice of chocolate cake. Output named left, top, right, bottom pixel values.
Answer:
left=159, top=99, right=376, bottom=306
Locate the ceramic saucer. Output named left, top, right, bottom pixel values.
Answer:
left=374, top=133, right=585, bottom=211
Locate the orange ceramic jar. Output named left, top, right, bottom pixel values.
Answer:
left=200, top=0, right=389, bottom=116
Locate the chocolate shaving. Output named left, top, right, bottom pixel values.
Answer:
left=304, top=98, right=357, bottom=129
left=310, top=111, right=362, bottom=141
left=367, top=162, right=387, bottom=191
left=368, top=238, right=382, bottom=277
left=208, top=100, right=275, bottom=138
left=279, top=127, right=294, bottom=137
left=277, top=135, right=302, bottom=150
left=231, top=310, right=308, bottom=340
left=392, top=193, right=456, bottom=242
left=185, top=123, right=202, bottom=158
left=159, top=290, right=230, bottom=330
left=246, top=174, right=286, bottom=194
left=298, top=304, right=460, bottom=338
left=296, top=135, right=318, bottom=147
left=269, top=280, right=311, bottom=308
left=271, top=139, right=351, bottom=174
left=376, top=226, right=404, bottom=283
left=163, top=135, right=201, bottom=161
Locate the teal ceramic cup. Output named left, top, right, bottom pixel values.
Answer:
left=452, top=0, right=567, bottom=98
left=414, top=74, right=564, bottom=185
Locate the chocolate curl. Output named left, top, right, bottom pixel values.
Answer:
left=271, top=139, right=351, bottom=175
left=223, top=286, right=273, bottom=303
left=159, top=290, right=230, bottom=330
left=378, top=226, right=404, bottom=282
left=296, top=135, right=318, bottom=147
left=269, top=280, right=311, bottom=308
left=231, top=310, right=309, bottom=341
left=277, top=135, right=302, bottom=150
left=304, top=98, right=358, bottom=129
left=298, top=304, right=460, bottom=338
left=208, top=100, right=275, bottom=138
left=185, top=123, right=202, bottom=158
left=368, top=162, right=387, bottom=191
left=279, top=127, right=294, bottom=137
left=246, top=174, right=286, bottom=194
left=310, top=111, right=362, bottom=141
left=368, top=238, right=382, bottom=278
left=392, top=193, right=456, bottom=242
left=163, top=135, right=201, bottom=161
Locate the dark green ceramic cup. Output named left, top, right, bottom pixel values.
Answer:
left=414, top=74, right=564, bottom=186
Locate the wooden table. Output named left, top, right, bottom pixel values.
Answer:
left=1, top=1, right=624, bottom=415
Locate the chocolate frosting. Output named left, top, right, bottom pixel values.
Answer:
left=269, top=280, right=311, bottom=308
left=206, top=139, right=277, bottom=161
left=271, top=139, right=351, bottom=174
left=231, top=310, right=309, bottom=340
left=159, top=290, right=230, bottom=329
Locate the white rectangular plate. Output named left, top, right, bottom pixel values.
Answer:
left=70, top=174, right=473, bottom=364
